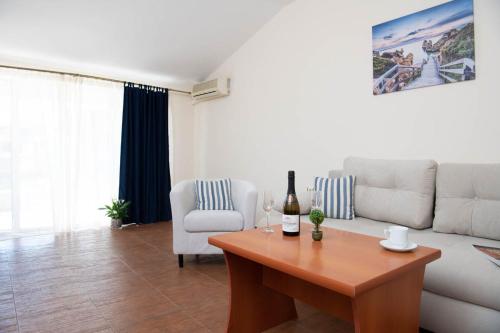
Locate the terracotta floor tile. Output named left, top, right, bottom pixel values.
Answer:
left=19, top=317, right=111, bottom=333
left=17, top=299, right=111, bottom=333
left=14, top=294, right=74, bottom=317
left=142, top=266, right=208, bottom=289
left=189, top=256, right=228, bottom=285
left=0, top=291, right=14, bottom=305
left=158, top=278, right=227, bottom=310
left=96, top=290, right=177, bottom=319
left=0, top=303, right=16, bottom=322
left=103, top=302, right=181, bottom=331
left=1, top=222, right=364, bottom=332
left=117, top=309, right=209, bottom=333
left=0, top=316, right=18, bottom=333
left=297, top=310, right=354, bottom=333
left=264, top=320, right=312, bottom=333
left=187, top=298, right=228, bottom=331
left=88, top=277, right=158, bottom=300
left=295, top=300, right=320, bottom=318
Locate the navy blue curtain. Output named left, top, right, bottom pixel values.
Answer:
left=119, top=83, right=171, bottom=224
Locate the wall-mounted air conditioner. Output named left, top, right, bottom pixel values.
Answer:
left=192, top=77, right=230, bottom=104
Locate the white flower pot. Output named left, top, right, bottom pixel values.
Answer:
left=111, top=219, right=122, bottom=229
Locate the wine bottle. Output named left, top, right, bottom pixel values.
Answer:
left=282, top=170, right=300, bottom=236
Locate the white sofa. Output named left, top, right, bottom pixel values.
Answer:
left=268, top=157, right=500, bottom=332
left=327, top=157, right=500, bottom=333
left=170, top=179, right=257, bottom=267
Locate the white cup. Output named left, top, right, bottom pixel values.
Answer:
left=384, top=226, right=409, bottom=247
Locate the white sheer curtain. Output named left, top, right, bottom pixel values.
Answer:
left=0, top=68, right=123, bottom=232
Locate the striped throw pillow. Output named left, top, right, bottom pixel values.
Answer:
left=195, top=178, right=234, bottom=210
left=314, top=176, right=355, bottom=220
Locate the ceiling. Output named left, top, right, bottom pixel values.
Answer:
left=0, top=0, right=292, bottom=88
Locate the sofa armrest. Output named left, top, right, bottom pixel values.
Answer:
left=231, top=180, right=258, bottom=230
left=170, top=180, right=196, bottom=229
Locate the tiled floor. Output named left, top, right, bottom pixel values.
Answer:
left=0, top=222, right=355, bottom=332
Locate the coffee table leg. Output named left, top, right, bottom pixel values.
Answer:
left=351, top=267, right=425, bottom=333
left=224, top=251, right=297, bottom=333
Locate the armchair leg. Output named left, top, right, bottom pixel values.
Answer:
left=178, top=254, right=184, bottom=268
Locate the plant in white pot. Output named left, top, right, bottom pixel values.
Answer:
left=100, top=199, right=130, bottom=229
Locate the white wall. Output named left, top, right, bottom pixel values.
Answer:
left=169, top=92, right=195, bottom=185
left=194, top=0, right=500, bottom=201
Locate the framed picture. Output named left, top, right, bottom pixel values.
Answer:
left=372, top=0, right=475, bottom=95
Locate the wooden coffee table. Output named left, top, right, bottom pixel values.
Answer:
left=208, top=224, right=440, bottom=333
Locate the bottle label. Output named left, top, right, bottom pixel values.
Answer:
left=282, top=214, right=300, bottom=232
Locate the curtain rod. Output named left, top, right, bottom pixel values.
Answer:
left=0, top=64, right=191, bottom=95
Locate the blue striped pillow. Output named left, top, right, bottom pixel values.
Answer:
left=314, top=176, right=355, bottom=220
left=195, top=178, right=234, bottom=210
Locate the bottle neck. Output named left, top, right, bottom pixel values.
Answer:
left=287, top=177, right=296, bottom=195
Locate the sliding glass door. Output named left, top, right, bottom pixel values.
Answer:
left=0, top=69, right=123, bottom=233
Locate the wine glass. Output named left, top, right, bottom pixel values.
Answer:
left=262, top=191, right=275, bottom=233
left=311, top=189, right=323, bottom=211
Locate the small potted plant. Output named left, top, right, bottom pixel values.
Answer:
left=100, top=199, right=130, bottom=229
left=309, top=209, right=325, bottom=241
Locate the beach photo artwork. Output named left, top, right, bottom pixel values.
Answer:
left=372, top=0, right=475, bottom=95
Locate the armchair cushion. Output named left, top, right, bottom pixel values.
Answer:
left=195, top=178, right=234, bottom=210
left=184, top=210, right=243, bottom=232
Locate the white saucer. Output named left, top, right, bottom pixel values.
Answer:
left=380, top=239, right=418, bottom=252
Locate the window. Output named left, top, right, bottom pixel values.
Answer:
left=0, top=69, right=123, bottom=232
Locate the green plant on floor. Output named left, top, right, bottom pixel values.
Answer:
left=99, top=199, right=130, bottom=220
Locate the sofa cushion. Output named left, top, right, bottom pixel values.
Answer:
left=434, top=163, right=500, bottom=240
left=313, top=176, right=355, bottom=220
left=313, top=216, right=500, bottom=311
left=184, top=210, right=243, bottom=232
left=334, top=156, right=437, bottom=229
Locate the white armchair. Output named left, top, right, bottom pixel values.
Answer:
left=170, top=179, right=258, bottom=267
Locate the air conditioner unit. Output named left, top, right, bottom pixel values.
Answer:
left=192, top=77, right=230, bottom=104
